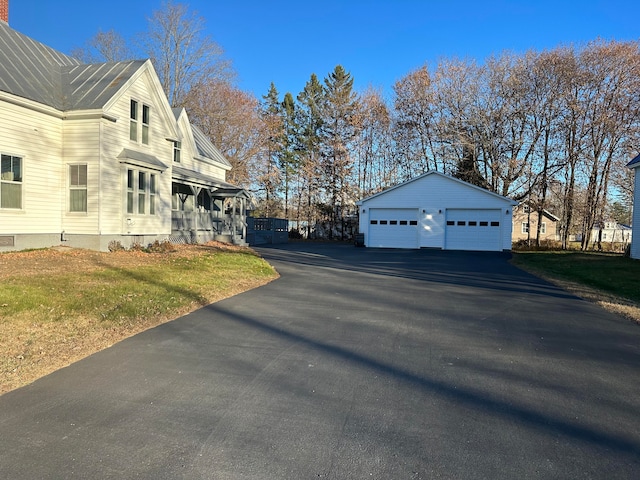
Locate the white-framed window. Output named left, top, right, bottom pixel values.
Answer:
left=173, top=141, right=181, bottom=163
left=69, top=164, right=87, bottom=212
left=126, top=168, right=156, bottom=215
left=130, top=100, right=150, bottom=144
left=522, top=204, right=530, bottom=213
left=521, top=222, right=529, bottom=234
left=540, top=222, right=547, bottom=235
left=130, top=99, right=138, bottom=142
left=1, top=154, right=22, bottom=209
left=142, top=104, right=150, bottom=145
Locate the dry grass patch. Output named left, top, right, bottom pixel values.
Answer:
left=0, top=243, right=278, bottom=395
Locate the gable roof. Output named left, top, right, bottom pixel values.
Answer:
left=0, top=21, right=146, bottom=111
left=0, top=21, right=79, bottom=108
left=358, top=170, right=517, bottom=205
left=627, top=153, right=640, bottom=168
left=172, top=107, right=232, bottom=169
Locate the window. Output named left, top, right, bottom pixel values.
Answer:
left=480, top=221, right=488, bottom=226
left=149, top=174, right=156, bottom=215
left=390, top=220, right=398, bottom=225
left=138, top=171, right=146, bottom=214
left=491, top=221, right=500, bottom=227
left=380, top=220, right=388, bottom=225
left=142, top=105, right=150, bottom=145
left=130, top=100, right=138, bottom=141
left=521, top=222, right=529, bottom=234
left=523, top=204, right=530, bottom=213
left=469, top=221, right=477, bottom=226
left=457, top=221, right=465, bottom=226
left=540, top=222, right=546, bottom=234
left=447, top=220, right=455, bottom=226
left=1, top=154, right=22, bottom=209
left=409, top=220, right=418, bottom=226
left=400, top=220, right=408, bottom=225
left=173, top=141, right=181, bottom=163
left=127, top=168, right=156, bottom=215
left=370, top=220, right=378, bottom=225
left=130, top=100, right=150, bottom=144
left=127, top=169, right=135, bottom=213
left=69, top=164, right=87, bottom=212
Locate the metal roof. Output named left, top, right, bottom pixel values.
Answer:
left=0, top=22, right=144, bottom=111
left=627, top=153, right=640, bottom=168
left=191, top=124, right=232, bottom=168
left=172, top=165, right=248, bottom=197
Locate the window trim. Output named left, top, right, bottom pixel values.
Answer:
left=68, top=163, right=88, bottom=213
left=1, top=153, right=23, bottom=210
left=126, top=167, right=157, bottom=216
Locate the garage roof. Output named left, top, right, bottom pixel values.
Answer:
left=357, top=171, right=517, bottom=206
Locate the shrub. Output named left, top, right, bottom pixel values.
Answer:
left=108, top=240, right=125, bottom=252
left=145, top=239, right=176, bottom=253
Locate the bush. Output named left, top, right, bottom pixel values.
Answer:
left=145, top=239, right=176, bottom=253
left=512, top=239, right=562, bottom=251
left=288, top=228, right=303, bottom=239
left=108, top=240, right=126, bottom=252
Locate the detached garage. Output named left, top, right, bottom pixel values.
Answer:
left=357, top=171, right=517, bottom=251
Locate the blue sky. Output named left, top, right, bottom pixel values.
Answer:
left=8, top=1, right=640, bottom=100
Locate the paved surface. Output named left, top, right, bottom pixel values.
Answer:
left=1, top=243, right=639, bottom=479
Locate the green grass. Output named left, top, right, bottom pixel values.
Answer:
left=511, top=251, right=640, bottom=304
left=0, top=250, right=277, bottom=326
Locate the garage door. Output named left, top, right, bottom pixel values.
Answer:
left=445, top=209, right=502, bottom=251
left=368, top=208, right=419, bottom=248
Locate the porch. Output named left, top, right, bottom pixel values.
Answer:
left=171, top=166, right=250, bottom=246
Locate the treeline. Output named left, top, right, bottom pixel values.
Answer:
left=244, top=41, right=640, bottom=248
left=77, top=2, right=640, bottom=248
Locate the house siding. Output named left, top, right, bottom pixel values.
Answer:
left=0, top=100, right=64, bottom=242
left=99, top=70, right=174, bottom=238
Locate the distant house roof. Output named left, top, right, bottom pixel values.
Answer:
left=0, top=21, right=145, bottom=111
left=627, top=153, right=640, bottom=168
left=517, top=202, right=560, bottom=222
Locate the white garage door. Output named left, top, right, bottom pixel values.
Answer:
left=368, top=208, right=419, bottom=248
left=445, top=209, right=503, bottom=251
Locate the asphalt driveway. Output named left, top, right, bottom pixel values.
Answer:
left=1, top=243, right=639, bottom=479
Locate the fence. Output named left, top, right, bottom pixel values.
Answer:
left=247, top=217, right=289, bottom=245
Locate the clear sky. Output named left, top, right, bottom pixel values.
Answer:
left=7, top=0, right=640, bottom=100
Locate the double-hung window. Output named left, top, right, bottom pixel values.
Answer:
left=142, top=105, right=150, bottom=145
left=130, top=100, right=138, bottom=141
left=1, top=154, right=22, bottom=209
left=130, top=100, right=150, bottom=144
left=127, top=168, right=156, bottom=215
left=69, top=164, right=87, bottom=212
left=521, top=222, right=529, bottom=234
left=173, top=141, right=181, bottom=163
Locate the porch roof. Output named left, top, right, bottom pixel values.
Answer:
left=172, top=166, right=250, bottom=198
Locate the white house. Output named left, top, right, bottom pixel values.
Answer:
left=589, top=222, right=632, bottom=246
left=0, top=8, right=249, bottom=252
left=628, top=153, right=640, bottom=259
left=357, top=171, right=517, bottom=251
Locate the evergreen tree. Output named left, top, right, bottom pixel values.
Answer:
left=321, top=65, right=360, bottom=238
left=258, top=83, right=284, bottom=216
left=296, top=74, right=325, bottom=237
left=280, top=92, right=300, bottom=218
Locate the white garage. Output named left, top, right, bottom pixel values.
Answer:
left=357, top=171, right=516, bottom=251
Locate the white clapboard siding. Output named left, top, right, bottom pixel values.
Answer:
left=0, top=100, right=64, bottom=234
left=99, top=68, right=175, bottom=236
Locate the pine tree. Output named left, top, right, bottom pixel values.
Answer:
left=321, top=65, right=360, bottom=239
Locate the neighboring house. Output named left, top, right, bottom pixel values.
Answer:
left=511, top=203, right=559, bottom=243
left=357, top=171, right=517, bottom=251
left=589, top=222, right=632, bottom=246
left=0, top=15, right=248, bottom=252
left=627, top=153, right=640, bottom=259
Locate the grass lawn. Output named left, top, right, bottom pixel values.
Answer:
left=0, top=243, right=278, bottom=395
left=511, top=251, right=640, bottom=322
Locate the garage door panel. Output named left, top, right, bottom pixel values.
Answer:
left=445, top=209, right=502, bottom=251
left=368, top=208, right=418, bottom=248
